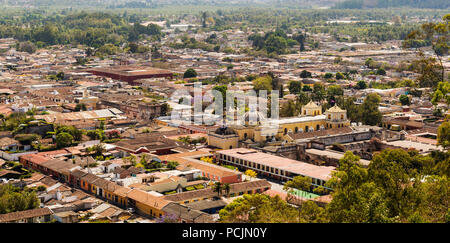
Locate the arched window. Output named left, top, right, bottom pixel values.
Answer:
left=341, top=114, right=344, bottom=120
left=305, top=126, right=309, bottom=132
left=244, top=133, right=247, bottom=139
left=284, top=128, right=287, bottom=135
left=295, top=127, right=298, bottom=133
left=316, top=124, right=320, bottom=131
left=229, top=145, right=233, bottom=149
left=328, top=114, right=331, bottom=119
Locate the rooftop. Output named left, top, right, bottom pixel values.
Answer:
left=218, top=148, right=336, bottom=181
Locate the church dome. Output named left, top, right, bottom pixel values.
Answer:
left=214, top=126, right=236, bottom=135
left=243, top=110, right=266, bottom=125
left=303, top=101, right=320, bottom=109
left=326, top=105, right=345, bottom=113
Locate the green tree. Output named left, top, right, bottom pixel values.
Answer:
left=16, top=41, right=36, bottom=54
left=167, top=161, right=179, bottom=170
left=283, top=175, right=312, bottom=192
left=223, top=183, right=231, bottom=197
left=219, top=194, right=326, bottom=223
left=326, top=151, right=393, bottom=223
left=312, top=83, right=326, bottom=102
left=213, top=85, right=227, bottom=107
left=432, top=81, right=450, bottom=105
left=367, top=149, right=433, bottom=220
left=86, top=129, right=106, bottom=141
left=376, top=68, right=386, bottom=76
left=280, top=100, right=299, bottom=117
left=288, top=81, right=302, bottom=94
left=365, top=58, right=375, bottom=69
left=437, top=120, right=450, bottom=149
left=356, top=80, right=367, bottom=89
left=253, top=75, right=272, bottom=93
left=300, top=70, right=312, bottom=78
left=326, top=85, right=344, bottom=104
left=0, top=184, right=39, bottom=214
left=404, top=14, right=449, bottom=84
left=88, top=144, right=106, bottom=157
left=324, top=73, right=333, bottom=79
left=183, top=68, right=197, bottom=78
left=297, top=91, right=311, bottom=105
left=75, top=103, right=87, bottom=111
left=56, top=72, right=64, bottom=80
left=213, top=182, right=223, bottom=197
left=264, top=35, right=288, bottom=55
left=399, top=95, right=410, bottom=106
left=335, top=72, right=345, bottom=80
left=360, top=93, right=382, bottom=125
left=55, top=132, right=73, bottom=148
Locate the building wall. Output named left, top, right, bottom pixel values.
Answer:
left=80, top=180, right=90, bottom=192
left=302, top=107, right=322, bottom=116
left=134, top=201, right=164, bottom=218
left=217, top=152, right=329, bottom=189
left=233, top=127, right=255, bottom=141
left=208, top=134, right=239, bottom=150
left=147, top=179, right=187, bottom=193
left=277, top=120, right=328, bottom=137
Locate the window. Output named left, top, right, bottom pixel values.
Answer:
left=341, top=114, right=344, bottom=119
left=328, top=114, right=331, bottom=119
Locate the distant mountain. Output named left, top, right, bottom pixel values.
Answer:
left=2, top=0, right=344, bottom=9
left=333, top=0, right=450, bottom=9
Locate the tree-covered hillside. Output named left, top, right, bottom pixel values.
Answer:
left=334, top=0, right=450, bottom=9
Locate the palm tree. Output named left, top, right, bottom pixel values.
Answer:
left=88, top=144, right=106, bottom=157
left=223, top=183, right=231, bottom=197
left=213, top=182, right=223, bottom=197
left=202, top=12, right=207, bottom=28
left=96, top=144, right=106, bottom=157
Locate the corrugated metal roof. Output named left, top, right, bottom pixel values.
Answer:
left=91, top=203, right=111, bottom=214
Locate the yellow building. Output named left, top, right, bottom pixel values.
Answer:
left=228, top=102, right=349, bottom=143
left=302, top=101, right=322, bottom=116
left=127, top=189, right=171, bottom=218
left=208, top=127, right=240, bottom=149
left=75, top=90, right=99, bottom=109
left=324, top=105, right=350, bottom=129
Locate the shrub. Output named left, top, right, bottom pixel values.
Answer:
left=194, top=184, right=205, bottom=190
left=185, top=186, right=195, bottom=191
left=165, top=190, right=177, bottom=195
